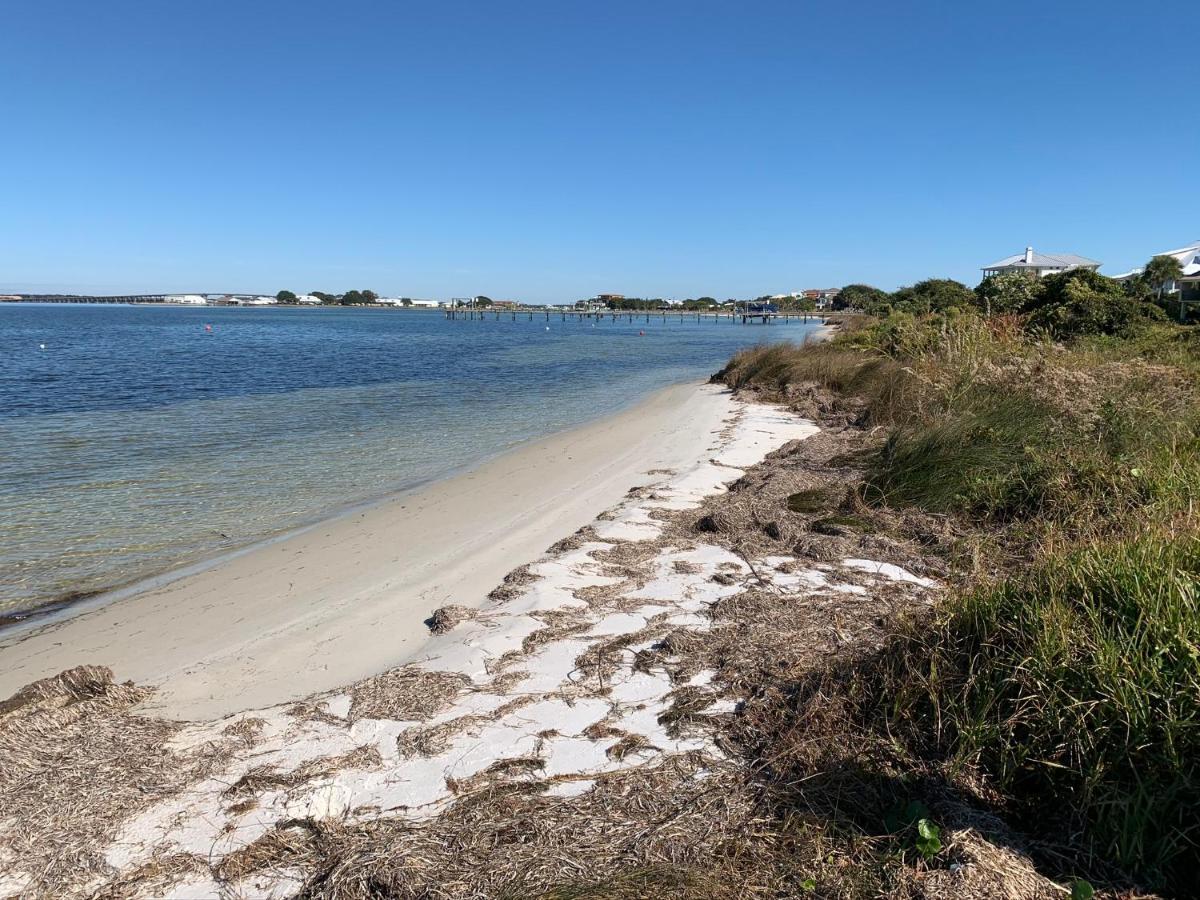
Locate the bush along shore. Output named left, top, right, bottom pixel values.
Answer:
left=715, top=269, right=1200, bottom=897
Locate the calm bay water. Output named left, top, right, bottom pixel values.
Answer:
left=0, top=304, right=818, bottom=614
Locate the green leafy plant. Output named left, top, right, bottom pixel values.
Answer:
left=914, top=819, right=942, bottom=860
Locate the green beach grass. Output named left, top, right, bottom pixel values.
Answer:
left=717, top=302, right=1200, bottom=895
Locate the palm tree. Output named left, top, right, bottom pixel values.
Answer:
left=1143, top=254, right=1184, bottom=300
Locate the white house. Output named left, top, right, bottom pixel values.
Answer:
left=981, top=247, right=1101, bottom=278
left=409, top=299, right=442, bottom=308
left=244, top=296, right=278, bottom=306
left=164, top=294, right=207, bottom=305
left=1112, top=241, right=1200, bottom=284
left=295, top=294, right=323, bottom=304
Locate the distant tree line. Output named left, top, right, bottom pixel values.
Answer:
left=274, top=289, right=394, bottom=306
left=830, top=254, right=1188, bottom=337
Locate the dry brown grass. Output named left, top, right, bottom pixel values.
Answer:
left=348, top=666, right=470, bottom=722
left=0, top=666, right=231, bottom=896
left=223, top=745, right=383, bottom=799
left=200, top=757, right=794, bottom=900
left=426, top=604, right=478, bottom=634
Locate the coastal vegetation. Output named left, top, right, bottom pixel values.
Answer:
left=273, top=289, right=396, bottom=305
left=716, top=269, right=1200, bottom=895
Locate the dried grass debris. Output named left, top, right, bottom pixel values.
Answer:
left=348, top=666, right=470, bottom=722
left=426, top=603, right=478, bottom=634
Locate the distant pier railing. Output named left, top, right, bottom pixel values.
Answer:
left=445, top=308, right=827, bottom=325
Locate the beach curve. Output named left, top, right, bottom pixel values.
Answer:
left=0, top=381, right=736, bottom=719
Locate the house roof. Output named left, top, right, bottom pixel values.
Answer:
left=1115, top=243, right=1200, bottom=279
left=1158, top=242, right=1200, bottom=276
left=982, top=251, right=1101, bottom=271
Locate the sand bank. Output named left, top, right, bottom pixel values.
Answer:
left=0, top=382, right=736, bottom=719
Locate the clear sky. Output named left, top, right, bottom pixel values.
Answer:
left=1, top=1, right=1195, bottom=302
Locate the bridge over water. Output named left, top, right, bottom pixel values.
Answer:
left=1, top=294, right=174, bottom=304
left=0, top=294, right=265, bottom=304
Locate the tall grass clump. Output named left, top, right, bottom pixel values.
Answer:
left=884, top=533, right=1200, bottom=892
left=868, top=386, right=1061, bottom=521
left=713, top=341, right=915, bottom=427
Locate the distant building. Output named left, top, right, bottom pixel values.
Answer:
left=1112, top=242, right=1200, bottom=302
left=409, top=299, right=442, bottom=308
left=596, top=293, right=625, bottom=303
left=244, top=296, right=277, bottom=306
left=794, top=288, right=840, bottom=309
left=164, top=294, right=207, bottom=305
left=491, top=300, right=520, bottom=309
left=768, top=289, right=838, bottom=309
left=295, top=294, right=323, bottom=304
left=982, top=247, right=1101, bottom=278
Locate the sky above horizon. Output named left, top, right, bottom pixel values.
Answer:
left=1, top=1, right=1196, bottom=302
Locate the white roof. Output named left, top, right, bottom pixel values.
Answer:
left=1157, top=242, right=1200, bottom=276
left=983, top=250, right=1101, bottom=270
left=1114, top=242, right=1200, bottom=279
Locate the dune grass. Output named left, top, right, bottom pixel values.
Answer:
left=886, top=533, right=1200, bottom=890
left=718, top=313, right=1200, bottom=894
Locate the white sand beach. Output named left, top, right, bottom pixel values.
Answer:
left=0, top=382, right=737, bottom=720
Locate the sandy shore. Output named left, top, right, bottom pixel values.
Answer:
left=0, top=382, right=736, bottom=719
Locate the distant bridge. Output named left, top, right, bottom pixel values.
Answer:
left=0, top=294, right=255, bottom=304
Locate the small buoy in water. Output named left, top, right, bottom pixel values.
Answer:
left=545, top=326, right=550, bottom=331
left=204, top=324, right=213, bottom=332
left=39, top=343, right=46, bottom=350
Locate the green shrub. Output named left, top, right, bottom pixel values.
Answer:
left=974, top=271, right=1045, bottom=315
left=889, top=278, right=976, bottom=314
left=1025, top=269, right=1165, bottom=338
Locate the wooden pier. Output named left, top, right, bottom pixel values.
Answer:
left=445, top=308, right=825, bottom=325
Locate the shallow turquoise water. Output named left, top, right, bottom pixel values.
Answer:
left=0, top=304, right=819, bottom=612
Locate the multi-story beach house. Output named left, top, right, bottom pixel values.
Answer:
left=981, top=247, right=1102, bottom=279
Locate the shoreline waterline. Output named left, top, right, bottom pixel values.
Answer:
left=0, top=380, right=740, bottom=717
left=0, top=376, right=704, bottom=638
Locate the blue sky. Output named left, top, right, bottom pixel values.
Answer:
left=1, top=1, right=1195, bottom=302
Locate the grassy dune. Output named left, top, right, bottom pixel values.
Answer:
left=718, top=314, right=1200, bottom=894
